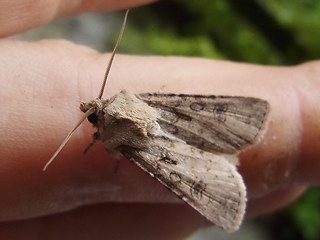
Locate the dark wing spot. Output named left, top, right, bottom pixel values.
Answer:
left=214, top=103, right=228, bottom=114
left=159, top=156, right=177, bottom=165
left=173, top=111, right=192, bottom=121
left=190, top=102, right=205, bottom=111
left=191, top=181, right=206, bottom=199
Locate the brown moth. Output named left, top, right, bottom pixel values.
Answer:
left=44, top=9, right=270, bottom=232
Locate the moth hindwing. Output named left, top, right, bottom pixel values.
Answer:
left=80, top=90, right=270, bottom=232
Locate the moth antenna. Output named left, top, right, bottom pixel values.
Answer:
left=43, top=107, right=95, bottom=171
left=44, top=10, right=129, bottom=170
left=43, top=9, right=129, bottom=171
left=98, top=9, right=129, bottom=99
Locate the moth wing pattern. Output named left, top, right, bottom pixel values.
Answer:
left=85, top=91, right=270, bottom=232
left=138, top=93, right=269, bottom=154
left=118, top=136, right=246, bottom=232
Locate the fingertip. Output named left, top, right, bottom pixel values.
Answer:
left=246, top=186, right=306, bottom=217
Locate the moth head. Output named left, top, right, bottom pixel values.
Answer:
left=80, top=99, right=108, bottom=125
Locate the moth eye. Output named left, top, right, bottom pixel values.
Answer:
left=87, top=113, right=98, bottom=124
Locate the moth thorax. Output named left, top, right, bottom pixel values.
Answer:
left=102, top=113, right=152, bottom=151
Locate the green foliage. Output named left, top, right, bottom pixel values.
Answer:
left=290, top=188, right=320, bottom=240
left=110, top=0, right=320, bottom=65
left=120, top=26, right=224, bottom=59
left=181, top=0, right=282, bottom=64
left=258, top=0, right=320, bottom=60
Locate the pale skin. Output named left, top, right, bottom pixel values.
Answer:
left=1, top=0, right=320, bottom=239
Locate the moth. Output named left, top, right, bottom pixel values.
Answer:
left=44, top=9, right=270, bottom=232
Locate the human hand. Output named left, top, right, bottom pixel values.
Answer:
left=1, top=1, right=320, bottom=239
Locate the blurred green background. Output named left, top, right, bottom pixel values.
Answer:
left=15, top=0, right=320, bottom=239
left=118, top=0, right=320, bottom=65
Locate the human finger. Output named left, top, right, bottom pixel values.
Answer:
left=0, top=0, right=157, bottom=36
left=1, top=39, right=320, bottom=222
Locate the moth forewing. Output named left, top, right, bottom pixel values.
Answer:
left=119, top=135, right=247, bottom=232
left=138, top=93, right=270, bottom=154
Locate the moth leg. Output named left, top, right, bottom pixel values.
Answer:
left=109, top=152, right=122, bottom=174
left=113, top=158, right=121, bottom=174
left=83, top=132, right=100, bottom=154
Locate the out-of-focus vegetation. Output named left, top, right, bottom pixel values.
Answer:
left=290, top=188, right=320, bottom=240
left=256, top=188, right=320, bottom=240
left=113, top=0, right=320, bottom=65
